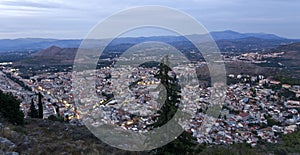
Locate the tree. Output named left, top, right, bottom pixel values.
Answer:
left=267, top=118, right=281, bottom=126
left=154, top=131, right=205, bottom=155
left=150, top=56, right=200, bottom=154
left=28, top=98, right=38, bottom=118
left=152, top=55, right=180, bottom=127
left=38, top=92, right=43, bottom=118
left=0, top=90, right=24, bottom=125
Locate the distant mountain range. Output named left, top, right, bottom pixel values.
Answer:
left=17, top=40, right=300, bottom=68
left=0, top=38, right=81, bottom=52
left=0, top=30, right=298, bottom=53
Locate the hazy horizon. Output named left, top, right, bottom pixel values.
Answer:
left=0, top=29, right=296, bottom=40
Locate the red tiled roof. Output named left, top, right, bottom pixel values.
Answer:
left=239, top=112, right=249, bottom=117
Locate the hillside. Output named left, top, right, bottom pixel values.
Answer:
left=0, top=30, right=298, bottom=53
left=216, top=37, right=293, bottom=53
left=0, top=118, right=146, bottom=155
left=211, top=30, right=286, bottom=40
left=34, top=45, right=77, bottom=58
left=1, top=118, right=299, bottom=155
left=15, top=39, right=298, bottom=68
left=16, top=46, right=78, bottom=66
left=265, top=42, right=300, bottom=71
left=276, top=42, right=300, bottom=71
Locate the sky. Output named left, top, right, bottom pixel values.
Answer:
left=0, top=0, right=300, bottom=39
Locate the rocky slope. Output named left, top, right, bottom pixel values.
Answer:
left=0, top=119, right=147, bottom=155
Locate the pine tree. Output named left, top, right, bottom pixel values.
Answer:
left=0, top=90, right=24, bottom=125
left=28, top=98, right=38, bottom=118
left=153, top=55, right=180, bottom=127
left=38, top=92, right=43, bottom=118
left=151, top=55, right=201, bottom=154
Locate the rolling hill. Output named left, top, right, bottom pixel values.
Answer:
left=16, top=46, right=78, bottom=66
left=268, top=42, right=300, bottom=70
left=0, top=30, right=298, bottom=53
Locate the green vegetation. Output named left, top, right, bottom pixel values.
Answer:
left=139, top=61, right=160, bottom=68
left=266, top=118, right=281, bottom=126
left=47, top=115, right=65, bottom=122
left=199, top=143, right=258, bottom=155
left=280, top=129, right=300, bottom=153
left=277, top=88, right=297, bottom=100
left=154, top=132, right=205, bottom=155
left=38, top=92, right=43, bottom=119
left=150, top=55, right=200, bottom=154
left=5, top=72, right=32, bottom=91
left=274, top=73, right=300, bottom=85
left=12, top=125, right=28, bottom=135
left=28, top=98, right=38, bottom=118
left=254, top=129, right=300, bottom=154
left=0, top=90, right=24, bottom=125
left=152, top=55, right=180, bottom=128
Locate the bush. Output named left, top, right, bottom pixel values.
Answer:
left=47, top=115, right=65, bottom=122
left=0, top=90, right=24, bottom=125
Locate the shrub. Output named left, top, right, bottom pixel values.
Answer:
left=0, top=90, right=24, bottom=125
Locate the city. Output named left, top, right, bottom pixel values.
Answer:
left=0, top=0, right=300, bottom=154
left=0, top=49, right=299, bottom=150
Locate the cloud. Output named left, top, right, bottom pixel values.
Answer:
left=0, top=0, right=299, bottom=39
left=0, top=0, right=62, bottom=9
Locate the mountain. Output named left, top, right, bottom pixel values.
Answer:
left=32, top=45, right=77, bottom=58
left=0, top=30, right=298, bottom=53
left=216, top=37, right=295, bottom=53
left=211, top=30, right=286, bottom=40
left=16, top=46, right=78, bottom=66
left=17, top=41, right=300, bottom=68
left=0, top=38, right=81, bottom=52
